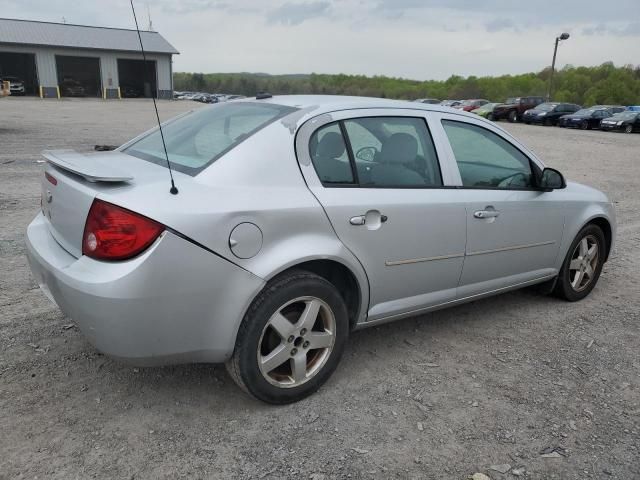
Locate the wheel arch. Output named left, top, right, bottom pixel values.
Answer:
left=586, top=216, right=613, bottom=262
left=267, top=258, right=367, bottom=330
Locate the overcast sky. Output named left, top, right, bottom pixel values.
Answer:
left=5, top=0, right=640, bottom=80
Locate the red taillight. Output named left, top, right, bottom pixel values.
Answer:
left=45, top=171, right=57, bottom=185
left=82, top=199, right=164, bottom=261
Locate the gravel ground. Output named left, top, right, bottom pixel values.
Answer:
left=1, top=97, right=639, bottom=480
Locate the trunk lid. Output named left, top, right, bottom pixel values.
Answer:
left=40, top=149, right=172, bottom=258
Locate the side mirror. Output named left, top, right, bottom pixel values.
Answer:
left=540, top=167, right=566, bottom=191
left=356, top=146, right=376, bottom=162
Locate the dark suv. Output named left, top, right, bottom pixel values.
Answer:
left=492, top=96, right=545, bottom=122
left=522, top=102, right=581, bottom=126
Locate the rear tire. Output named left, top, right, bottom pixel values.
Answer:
left=508, top=110, right=517, bottom=123
left=226, top=270, right=349, bottom=404
left=553, top=224, right=606, bottom=302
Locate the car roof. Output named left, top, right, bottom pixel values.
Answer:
left=238, top=94, right=471, bottom=117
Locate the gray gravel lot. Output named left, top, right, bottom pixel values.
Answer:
left=1, top=97, right=639, bottom=479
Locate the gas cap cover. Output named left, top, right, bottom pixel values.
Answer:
left=229, top=223, right=263, bottom=259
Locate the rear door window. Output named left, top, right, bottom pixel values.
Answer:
left=344, top=117, right=442, bottom=187
left=308, top=116, right=443, bottom=188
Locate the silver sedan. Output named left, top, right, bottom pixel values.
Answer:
left=26, top=96, right=616, bottom=403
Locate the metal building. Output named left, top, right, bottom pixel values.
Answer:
left=0, top=18, right=178, bottom=99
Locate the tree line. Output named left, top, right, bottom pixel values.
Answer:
left=173, top=62, right=640, bottom=106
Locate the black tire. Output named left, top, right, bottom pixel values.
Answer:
left=553, top=224, right=606, bottom=302
left=226, top=270, right=349, bottom=404
left=544, top=118, right=552, bottom=127
left=508, top=110, right=517, bottom=123
left=624, top=124, right=633, bottom=134
left=487, top=113, right=494, bottom=121
left=580, top=120, right=589, bottom=130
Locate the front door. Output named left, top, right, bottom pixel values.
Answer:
left=439, top=118, right=565, bottom=297
left=297, top=111, right=466, bottom=321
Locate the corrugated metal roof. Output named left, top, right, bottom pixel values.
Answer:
left=0, top=18, right=178, bottom=54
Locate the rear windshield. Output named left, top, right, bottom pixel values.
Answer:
left=124, top=102, right=297, bottom=176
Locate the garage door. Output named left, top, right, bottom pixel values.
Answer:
left=56, top=55, right=101, bottom=97
left=0, top=51, right=38, bottom=95
left=117, top=59, right=157, bottom=98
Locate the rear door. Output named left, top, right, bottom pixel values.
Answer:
left=296, top=109, right=466, bottom=322
left=435, top=114, right=565, bottom=297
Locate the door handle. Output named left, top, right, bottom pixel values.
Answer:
left=350, top=212, right=388, bottom=226
left=474, top=208, right=500, bottom=219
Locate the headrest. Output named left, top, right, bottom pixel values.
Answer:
left=380, top=133, right=418, bottom=164
left=316, top=132, right=346, bottom=159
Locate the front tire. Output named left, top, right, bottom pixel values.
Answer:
left=554, top=224, right=606, bottom=301
left=580, top=120, right=589, bottom=130
left=508, top=110, right=517, bottom=123
left=624, top=124, right=633, bottom=134
left=227, top=270, right=349, bottom=404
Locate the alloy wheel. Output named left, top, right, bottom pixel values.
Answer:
left=257, top=296, right=336, bottom=388
left=568, top=235, right=600, bottom=292
left=624, top=124, right=633, bottom=133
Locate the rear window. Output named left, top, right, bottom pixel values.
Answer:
left=124, top=102, right=297, bottom=176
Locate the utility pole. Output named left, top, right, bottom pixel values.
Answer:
left=547, top=33, right=570, bottom=102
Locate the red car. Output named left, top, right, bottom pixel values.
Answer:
left=454, top=99, right=490, bottom=112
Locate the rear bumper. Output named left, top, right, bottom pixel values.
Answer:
left=26, top=213, right=265, bottom=365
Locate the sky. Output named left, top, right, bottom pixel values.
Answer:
left=4, top=0, right=640, bottom=80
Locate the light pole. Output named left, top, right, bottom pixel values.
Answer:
left=547, top=32, right=570, bottom=101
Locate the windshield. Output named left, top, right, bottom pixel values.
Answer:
left=535, top=103, right=557, bottom=111
left=124, top=102, right=297, bottom=176
left=506, top=98, right=519, bottom=104
left=610, top=112, right=637, bottom=120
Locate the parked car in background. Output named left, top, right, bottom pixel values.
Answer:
left=26, top=95, right=616, bottom=403
left=590, top=105, right=626, bottom=114
left=600, top=111, right=640, bottom=133
left=193, top=93, right=219, bottom=104
left=440, top=100, right=462, bottom=107
left=522, top=102, right=581, bottom=126
left=559, top=107, right=612, bottom=129
left=0, top=75, right=26, bottom=95
left=492, top=96, right=545, bottom=122
left=627, top=106, right=640, bottom=112
left=471, top=102, right=500, bottom=119
left=120, top=85, right=141, bottom=98
left=454, top=99, right=490, bottom=112
left=60, top=79, right=86, bottom=97
left=414, top=98, right=441, bottom=104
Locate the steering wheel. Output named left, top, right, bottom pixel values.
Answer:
left=497, top=172, right=529, bottom=188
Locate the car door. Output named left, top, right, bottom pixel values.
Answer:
left=435, top=114, right=565, bottom=298
left=295, top=109, right=466, bottom=322
left=592, top=109, right=609, bottom=128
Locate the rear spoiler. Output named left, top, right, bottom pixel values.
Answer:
left=42, top=149, right=134, bottom=183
